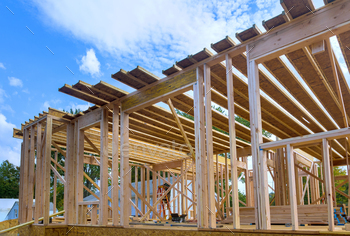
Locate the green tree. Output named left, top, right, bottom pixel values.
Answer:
left=0, top=160, right=20, bottom=198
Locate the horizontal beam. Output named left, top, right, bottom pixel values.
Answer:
left=249, top=0, right=350, bottom=62
left=260, top=127, right=350, bottom=150
left=152, top=159, right=184, bottom=171
left=121, top=69, right=196, bottom=113
left=78, top=108, right=102, bottom=130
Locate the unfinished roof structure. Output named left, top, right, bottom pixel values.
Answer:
left=8, top=0, right=350, bottom=235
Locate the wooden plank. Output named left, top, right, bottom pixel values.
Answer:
left=167, top=98, right=195, bottom=160
left=53, top=152, right=57, bottom=214
left=78, top=107, right=102, bottom=130
left=27, top=126, right=35, bottom=222
left=34, top=123, right=42, bottom=224
left=226, top=54, right=240, bottom=229
left=64, top=123, right=75, bottom=224
left=121, top=69, right=196, bottom=113
left=22, top=128, right=29, bottom=222
left=327, top=38, right=349, bottom=127
left=295, top=165, right=324, bottom=183
left=43, top=116, right=52, bottom=225
left=204, top=63, right=216, bottom=228
left=50, top=164, right=66, bottom=185
left=286, top=144, right=298, bottom=230
left=194, top=67, right=208, bottom=228
left=120, top=112, right=130, bottom=226
left=247, top=56, right=270, bottom=230
left=322, top=139, right=334, bottom=231
left=112, top=103, right=119, bottom=225
left=260, top=127, right=350, bottom=150
left=152, top=159, right=183, bottom=171
left=249, top=0, right=350, bottom=62
left=99, top=108, right=109, bottom=225
left=76, top=127, right=85, bottom=223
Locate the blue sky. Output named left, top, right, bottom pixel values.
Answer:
left=0, top=0, right=329, bottom=167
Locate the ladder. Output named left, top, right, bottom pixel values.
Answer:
left=157, top=185, right=172, bottom=220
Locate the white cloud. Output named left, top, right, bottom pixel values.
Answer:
left=22, top=88, right=30, bottom=94
left=32, top=0, right=281, bottom=74
left=41, top=99, right=61, bottom=112
left=0, top=63, right=5, bottom=70
left=0, top=113, right=21, bottom=166
left=79, top=48, right=102, bottom=77
left=8, top=77, right=23, bottom=87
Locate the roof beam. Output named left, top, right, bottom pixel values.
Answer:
left=249, top=0, right=350, bottom=62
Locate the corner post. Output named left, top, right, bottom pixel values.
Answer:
left=204, top=63, right=216, bottom=228
left=65, top=122, right=75, bottom=224
left=99, top=108, right=109, bottom=225
left=34, top=122, right=42, bottom=224
left=226, top=54, right=240, bottom=229
left=43, top=116, right=52, bottom=225
left=322, top=138, right=334, bottom=231
left=194, top=66, right=208, bottom=228
left=287, top=144, right=298, bottom=230
left=120, top=111, right=130, bottom=227
left=247, top=49, right=270, bottom=229
left=112, top=103, right=120, bottom=225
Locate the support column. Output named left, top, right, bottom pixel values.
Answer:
left=194, top=67, right=208, bottom=228
left=65, top=123, right=75, bottom=224
left=99, top=108, right=109, bottom=225
left=287, top=144, right=298, bottom=230
left=247, top=55, right=270, bottom=229
left=322, top=139, right=334, bottom=231
left=226, top=54, right=240, bottom=229
left=21, top=128, right=29, bottom=223
left=27, top=126, right=35, bottom=221
left=43, top=116, right=52, bottom=225
left=120, top=111, right=130, bottom=227
left=112, top=104, right=120, bottom=225
left=34, top=123, right=42, bottom=224
left=76, top=125, right=84, bottom=223
left=19, top=142, right=24, bottom=224
left=204, top=63, right=216, bottom=228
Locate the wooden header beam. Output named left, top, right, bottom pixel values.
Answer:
left=260, top=127, right=350, bottom=150
left=121, top=69, right=196, bottom=113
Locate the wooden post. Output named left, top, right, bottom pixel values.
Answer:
left=27, top=126, right=35, bottom=222
left=204, top=63, right=216, bottom=228
left=76, top=126, right=84, bottom=223
left=294, top=153, right=300, bottom=206
left=322, top=139, right=334, bottom=231
left=22, top=128, right=29, bottom=222
left=141, top=167, right=145, bottom=214
left=19, top=142, right=24, bottom=224
left=346, top=139, right=350, bottom=215
left=226, top=54, right=240, bottom=229
left=34, top=123, right=42, bottom=224
left=247, top=54, right=270, bottom=230
left=53, top=151, right=57, bottom=214
left=153, top=170, right=157, bottom=219
left=181, top=162, right=185, bottom=216
left=244, top=157, right=251, bottom=207
left=194, top=67, right=208, bottom=228
left=287, top=144, right=298, bottom=230
left=120, top=111, right=130, bottom=227
left=112, top=103, right=120, bottom=225
left=43, top=116, right=52, bottom=225
left=65, top=123, right=75, bottom=224
left=99, top=108, right=109, bottom=225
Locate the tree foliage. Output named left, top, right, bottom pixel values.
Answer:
left=0, top=160, right=20, bottom=198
